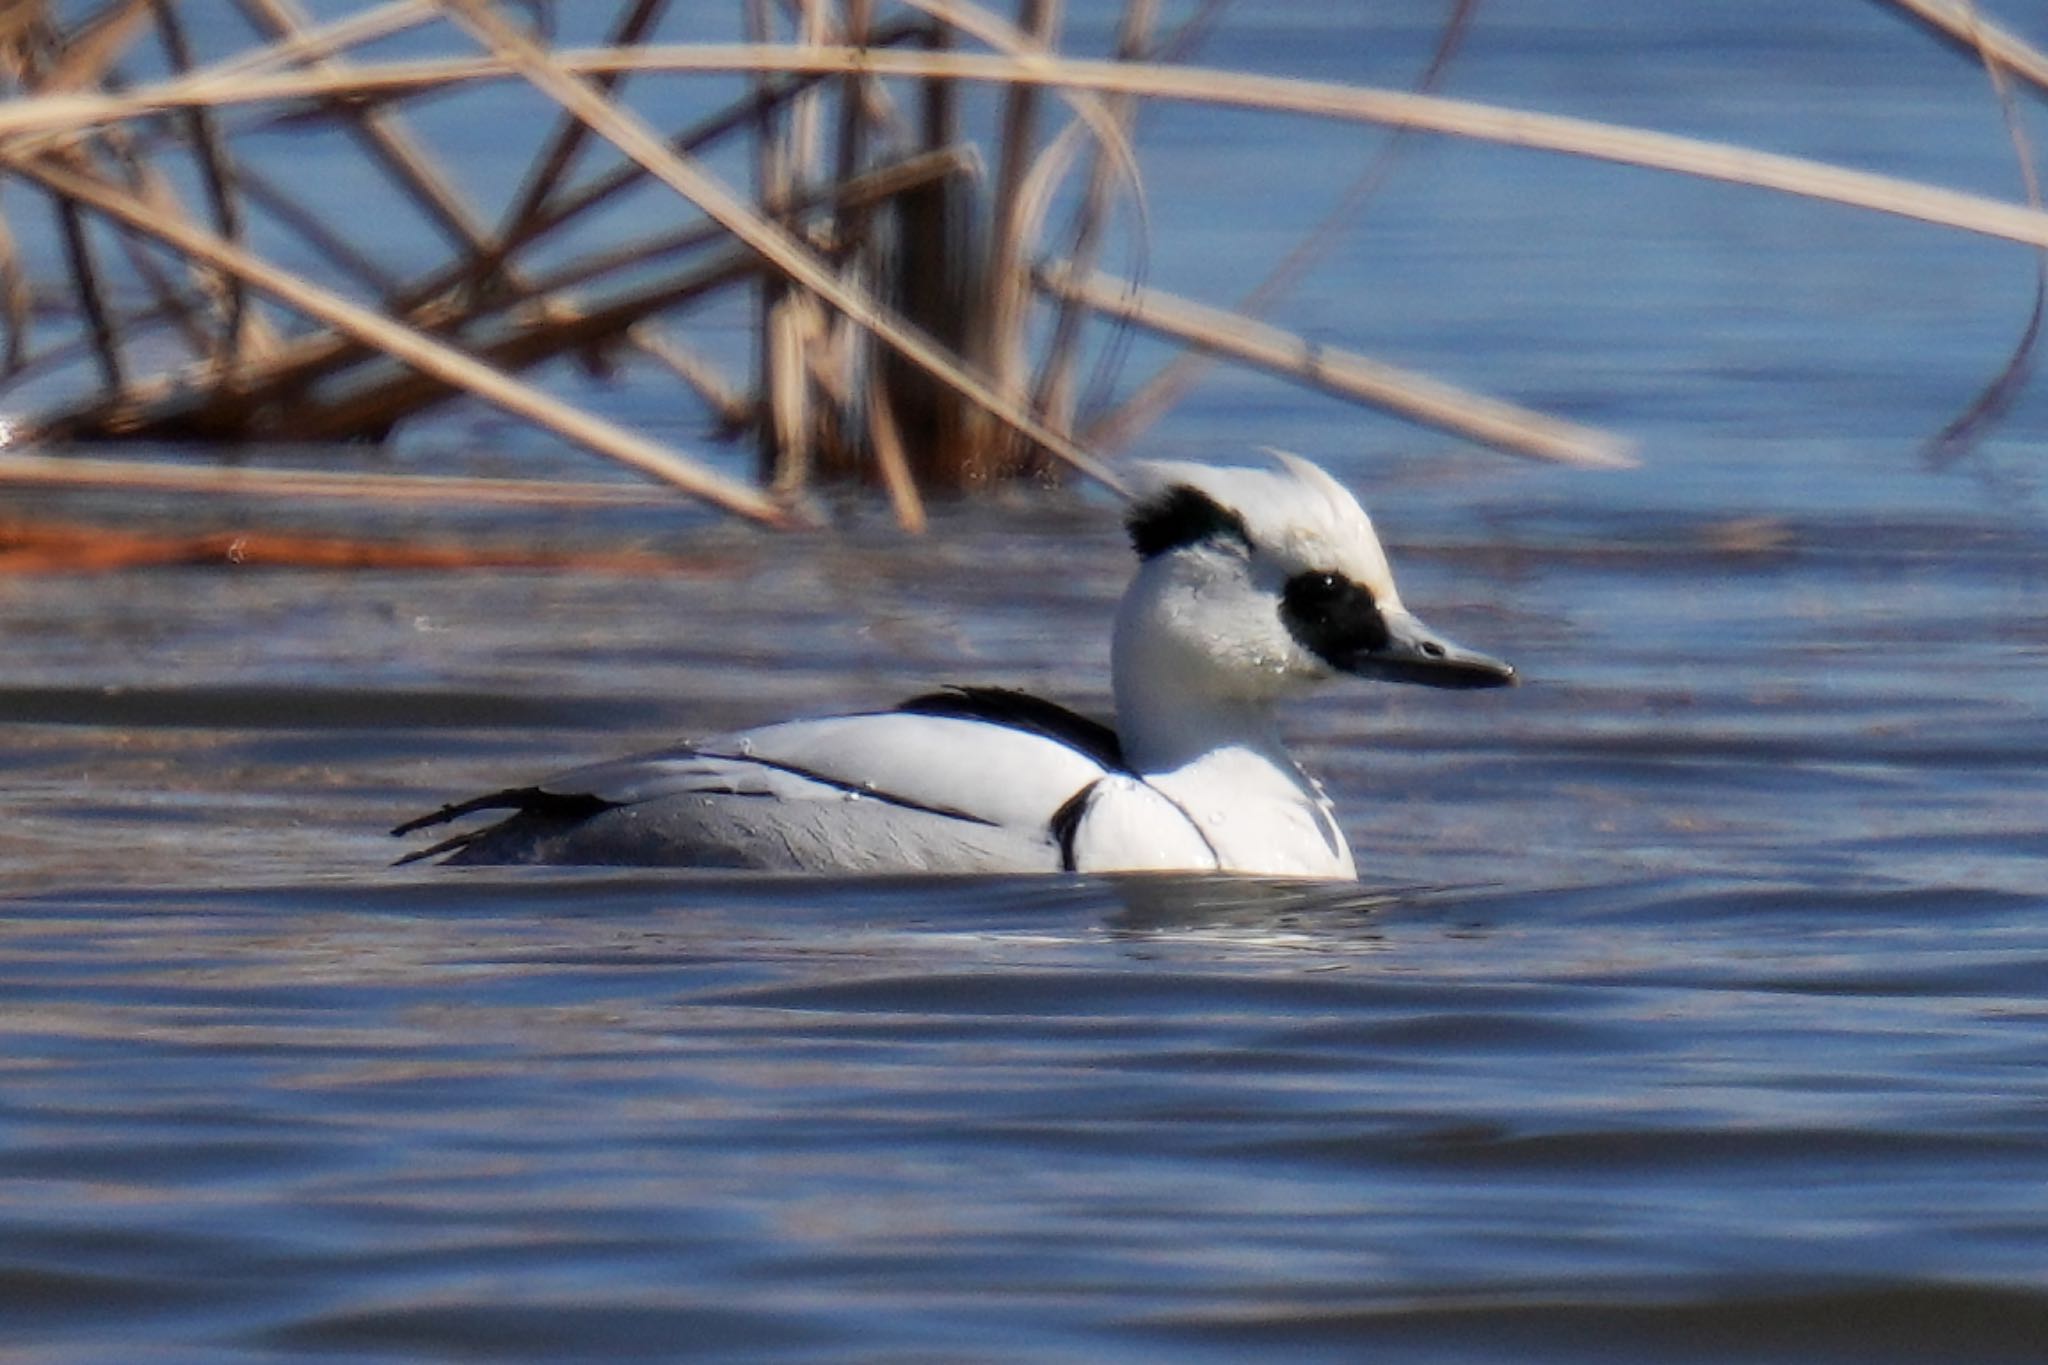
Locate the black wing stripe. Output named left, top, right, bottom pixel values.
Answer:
left=698, top=750, right=1002, bottom=828
left=895, top=686, right=1125, bottom=771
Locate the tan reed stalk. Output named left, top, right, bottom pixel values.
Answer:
left=1032, top=0, right=1154, bottom=443
left=253, top=251, right=760, bottom=441
left=233, top=0, right=511, bottom=279
left=831, top=0, right=929, bottom=529
left=31, top=141, right=967, bottom=444
left=894, top=1, right=1147, bottom=210
left=434, top=0, right=1130, bottom=496
left=150, top=0, right=252, bottom=365
left=1091, top=0, right=1476, bottom=453
left=187, top=0, right=436, bottom=84
left=0, top=451, right=673, bottom=506
left=497, top=0, right=672, bottom=239
left=1039, top=264, right=1636, bottom=468
left=0, top=206, right=29, bottom=371
left=625, top=322, right=754, bottom=431
left=94, top=46, right=2048, bottom=252
left=1877, top=0, right=2048, bottom=99
left=982, top=0, right=1062, bottom=411
left=1925, top=1, right=2048, bottom=461
left=44, top=0, right=152, bottom=94
left=6, top=153, right=793, bottom=523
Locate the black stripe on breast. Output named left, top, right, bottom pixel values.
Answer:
left=896, top=686, right=1125, bottom=771
left=1048, top=780, right=1099, bottom=873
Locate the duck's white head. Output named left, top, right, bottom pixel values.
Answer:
left=1112, top=451, right=1514, bottom=735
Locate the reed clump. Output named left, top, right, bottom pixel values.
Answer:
left=0, top=0, right=2041, bottom=535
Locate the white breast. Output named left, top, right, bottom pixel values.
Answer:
left=1137, top=746, right=1356, bottom=878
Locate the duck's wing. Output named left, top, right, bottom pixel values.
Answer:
left=394, top=696, right=1123, bottom=870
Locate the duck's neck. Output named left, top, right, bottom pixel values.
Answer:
left=1111, top=570, right=1301, bottom=777
left=1111, top=665, right=1352, bottom=878
left=1113, top=674, right=1288, bottom=777
left=1110, top=585, right=1353, bottom=877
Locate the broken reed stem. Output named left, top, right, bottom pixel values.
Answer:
left=1040, top=264, right=1637, bottom=468
left=0, top=208, right=30, bottom=372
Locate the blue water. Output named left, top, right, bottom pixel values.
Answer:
left=7, top=2, right=2048, bottom=1360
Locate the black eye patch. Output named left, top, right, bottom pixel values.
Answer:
left=1126, top=486, right=1251, bottom=560
left=1281, top=570, right=1389, bottom=664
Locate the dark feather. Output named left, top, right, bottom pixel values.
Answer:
left=391, top=786, right=616, bottom=838
left=896, top=686, right=1125, bottom=771
left=1048, top=780, right=1099, bottom=872
left=1126, top=485, right=1250, bottom=560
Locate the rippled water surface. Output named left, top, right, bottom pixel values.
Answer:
left=8, top=1, right=2048, bottom=1360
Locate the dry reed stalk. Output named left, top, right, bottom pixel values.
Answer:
left=1091, top=0, right=1476, bottom=453
left=0, top=208, right=29, bottom=371
left=0, top=519, right=706, bottom=574
left=982, top=0, right=1061, bottom=408
left=1925, top=1, right=2048, bottom=462
left=625, top=322, right=753, bottom=431
left=29, top=141, right=967, bottom=445
left=1031, top=0, right=1153, bottom=442
left=895, top=1, right=1148, bottom=196
left=194, top=0, right=437, bottom=84
left=118, top=46, right=2048, bottom=252
left=6, top=154, right=793, bottom=524
left=150, top=0, right=252, bottom=366
left=1877, top=0, right=2048, bottom=98
left=52, top=196, right=121, bottom=388
left=889, top=0, right=1151, bottom=484
left=7, top=4, right=2040, bottom=531
left=0, top=451, right=671, bottom=506
left=43, top=0, right=152, bottom=94
left=864, top=359, right=928, bottom=532
left=824, top=0, right=928, bottom=530
left=214, top=247, right=761, bottom=442
left=435, top=0, right=1130, bottom=496
left=1039, top=264, right=1636, bottom=469
left=498, top=0, right=671, bottom=239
